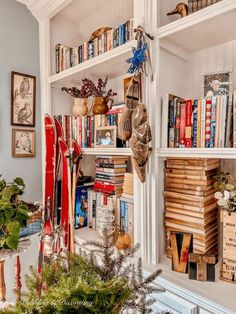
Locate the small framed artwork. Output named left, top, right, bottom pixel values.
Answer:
left=12, top=129, right=36, bottom=157
left=11, top=71, right=36, bottom=127
left=202, top=70, right=233, bottom=97
left=95, top=126, right=117, bottom=148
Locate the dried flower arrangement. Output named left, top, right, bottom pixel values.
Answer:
left=61, top=77, right=117, bottom=101
left=214, top=172, right=236, bottom=212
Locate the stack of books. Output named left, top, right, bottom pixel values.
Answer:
left=56, top=18, right=133, bottom=73
left=117, top=173, right=134, bottom=244
left=188, top=0, right=221, bottom=14
left=57, top=103, right=129, bottom=149
left=167, top=94, right=234, bottom=148
left=93, top=156, right=128, bottom=196
left=163, top=158, right=220, bottom=257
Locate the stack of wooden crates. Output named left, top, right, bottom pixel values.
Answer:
left=164, top=158, right=220, bottom=258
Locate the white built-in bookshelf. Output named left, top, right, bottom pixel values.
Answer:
left=33, top=0, right=236, bottom=312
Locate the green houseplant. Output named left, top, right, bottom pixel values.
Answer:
left=2, top=233, right=168, bottom=314
left=0, top=176, right=29, bottom=250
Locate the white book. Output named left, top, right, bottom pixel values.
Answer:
left=233, top=90, right=236, bottom=148
left=225, top=95, right=233, bottom=148
left=219, top=95, right=227, bottom=148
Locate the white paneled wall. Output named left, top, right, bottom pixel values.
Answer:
left=191, top=40, right=235, bottom=98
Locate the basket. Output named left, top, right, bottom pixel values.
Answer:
left=20, top=208, right=43, bottom=238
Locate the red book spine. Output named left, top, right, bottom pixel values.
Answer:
left=89, top=116, right=93, bottom=148
left=79, top=116, right=82, bottom=147
left=179, top=102, right=186, bottom=147
left=205, top=98, right=212, bottom=147
left=185, top=99, right=193, bottom=148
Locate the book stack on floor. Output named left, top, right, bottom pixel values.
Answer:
left=117, top=173, right=134, bottom=241
left=188, top=0, right=221, bottom=14
left=167, top=94, right=234, bottom=148
left=163, top=158, right=220, bottom=258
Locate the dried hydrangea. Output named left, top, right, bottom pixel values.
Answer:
left=214, top=172, right=236, bottom=212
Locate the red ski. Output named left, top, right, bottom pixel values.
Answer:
left=44, top=114, right=56, bottom=223
left=38, top=114, right=56, bottom=273
left=54, top=116, right=63, bottom=177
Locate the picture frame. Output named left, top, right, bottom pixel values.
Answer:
left=12, top=128, right=36, bottom=158
left=11, top=71, right=36, bottom=127
left=202, top=70, right=233, bottom=97
left=94, top=126, right=117, bottom=148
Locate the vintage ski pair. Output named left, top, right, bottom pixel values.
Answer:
left=38, top=114, right=82, bottom=273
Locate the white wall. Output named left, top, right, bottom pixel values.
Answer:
left=0, top=0, right=42, bottom=201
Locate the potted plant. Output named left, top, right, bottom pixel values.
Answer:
left=0, top=176, right=29, bottom=250
left=3, top=233, right=167, bottom=313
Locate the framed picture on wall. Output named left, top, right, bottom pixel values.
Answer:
left=12, top=129, right=36, bottom=158
left=11, top=71, right=36, bottom=127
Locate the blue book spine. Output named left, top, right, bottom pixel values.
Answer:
left=110, top=114, right=114, bottom=126
left=119, top=25, right=123, bottom=46
left=120, top=200, right=125, bottom=231
left=210, top=96, right=216, bottom=148
left=124, top=201, right=128, bottom=231
left=122, top=24, right=126, bottom=44
left=192, top=99, right=198, bottom=148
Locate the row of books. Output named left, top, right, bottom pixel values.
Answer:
left=167, top=94, right=234, bottom=148
left=188, top=0, right=221, bottom=14
left=57, top=103, right=129, bottom=148
left=56, top=19, right=134, bottom=73
left=93, top=156, right=129, bottom=196
left=164, top=158, right=219, bottom=257
left=118, top=173, right=134, bottom=243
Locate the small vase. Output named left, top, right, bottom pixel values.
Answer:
left=73, top=98, right=88, bottom=116
left=92, top=96, right=109, bottom=115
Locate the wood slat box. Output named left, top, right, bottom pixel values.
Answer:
left=220, top=210, right=236, bottom=284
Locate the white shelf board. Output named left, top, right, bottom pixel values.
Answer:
left=82, top=147, right=132, bottom=156
left=49, top=40, right=135, bottom=87
left=74, top=228, right=101, bottom=246
left=144, top=257, right=235, bottom=314
left=158, top=0, right=236, bottom=54
left=156, top=148, right=236, bottom=159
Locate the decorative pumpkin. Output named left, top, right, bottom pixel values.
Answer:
left=116, top=232, right=132, bottom=250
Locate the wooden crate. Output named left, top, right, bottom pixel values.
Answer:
left=221, top=210, right=236, bottom=283
left=221, top=258, right=236, bottom=284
